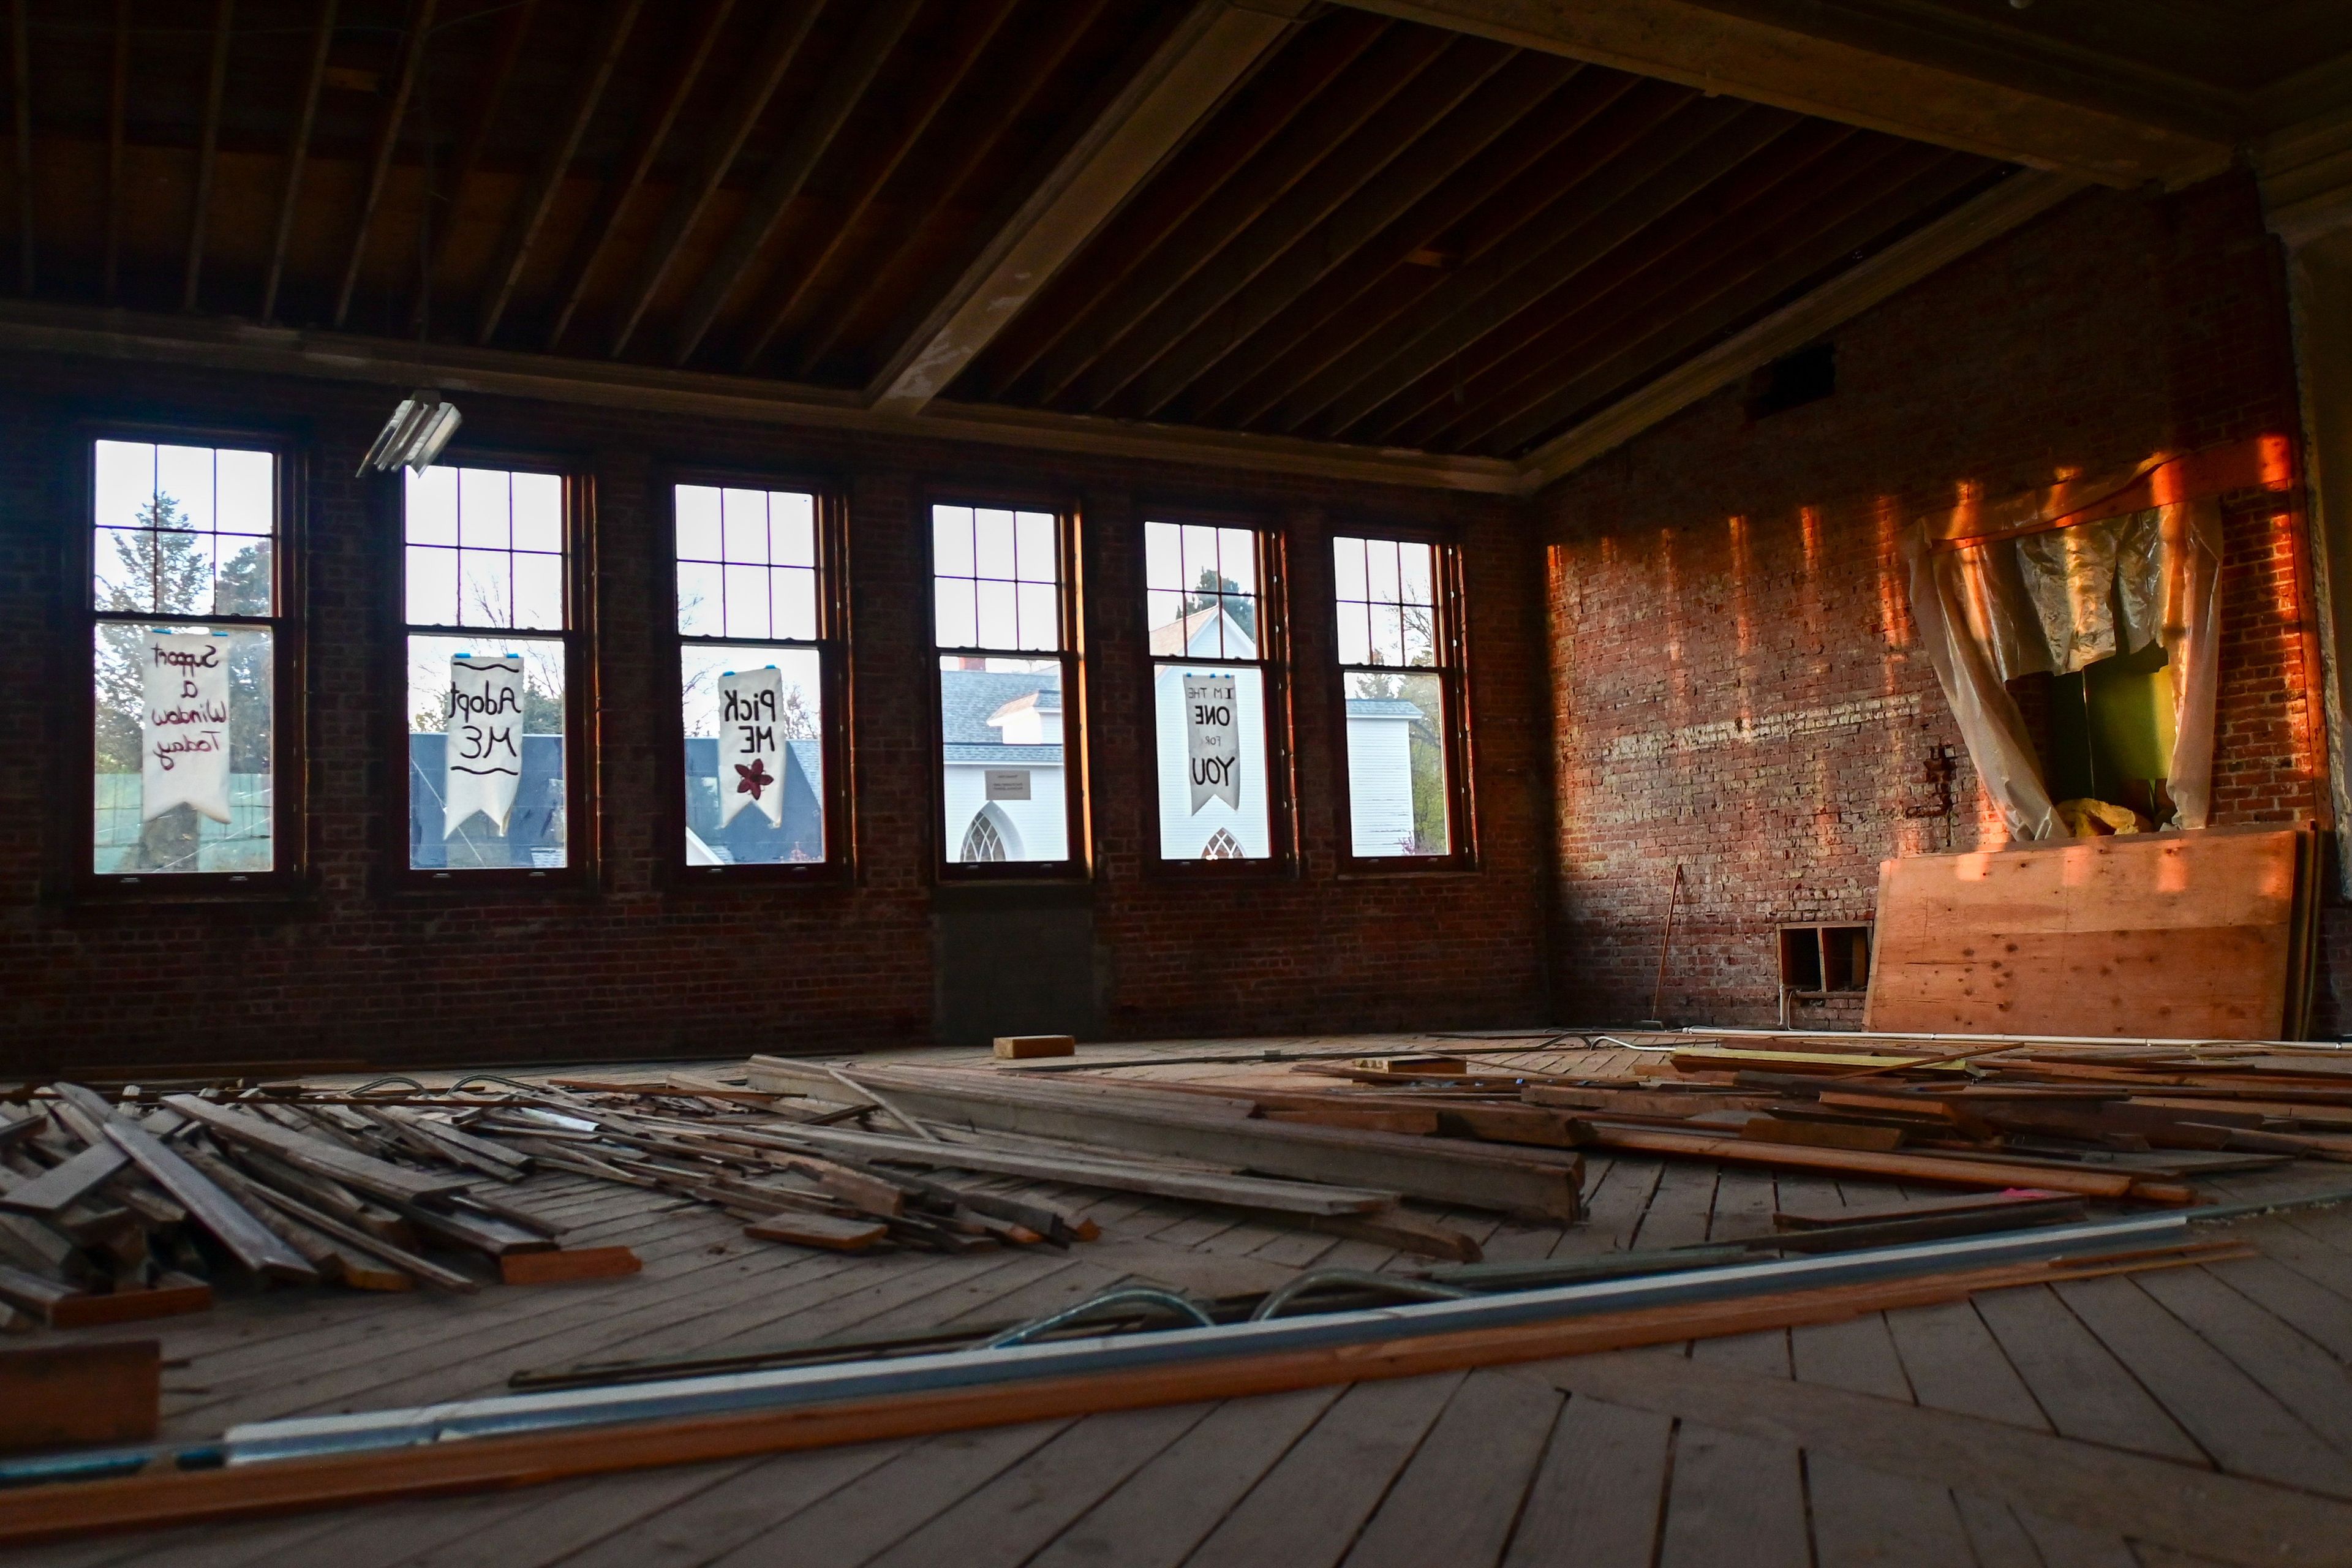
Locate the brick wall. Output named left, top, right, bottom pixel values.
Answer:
left=0, top=356, right=1550, bottom=1074
left=1536, top=171, right=2332, bottom=1028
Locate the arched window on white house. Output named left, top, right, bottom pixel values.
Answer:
left=1202, top=827, right=1243, bottom=859
left=960, top=804, right=1022, bottom=863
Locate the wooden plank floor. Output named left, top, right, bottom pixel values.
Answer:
left=20, top=1034, right=2352, bottom=1567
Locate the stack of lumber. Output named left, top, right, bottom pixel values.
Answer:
left=924, top=1034, right=2352, bottom=1206
left=1863, top=824, right=2321, bottom=1039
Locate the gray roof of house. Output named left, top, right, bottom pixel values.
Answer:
left=1345, top=698, right=1425, bottom=718
left=940, top=668, right=1062, bottom=745
left=943, top=745, right=1065, bottom=765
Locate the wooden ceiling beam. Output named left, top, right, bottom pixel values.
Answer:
left=473, top=0, right=644, bottom=346
left=543, top=0, right=734, bottom=352
left=1515, top=168, right=2084, bottom=487
left=331, top=0, right=437, bottom=331
left=1069, top=36, right=1520, bottom=415
left=739, top=0, right=1023, bottom=376
left=1403, top=138, right=1943, bottom=450
left=103, top=0, right=126, bottom=303
left=1333, top=0, right=2236, bottom=187
left=1011, top=21, right=1446, bottom=409
left=1174, top=66, right=1642, bottom=426
left=180, top=0, right=235, bottom=312
left=606, top=0, right=823, bottom=359
left=1287, top=96, right=1783, bottom=438
left=9, top=0, right=29, bottom=294
left=1123, top=50, right=1578, bottom=421
left=963, top=9, right=1382, bottom=400
left=665, top=0, right=926, bottom=368
left=1363, top=119, right=1879, bottom=446
left=261, top=0, right=335, bottom=324
left=409, top=0, right=538, bottom=333
left=865, top=0, right=1313, bottom=417
left=1206, top=74, right=1686, bottom=428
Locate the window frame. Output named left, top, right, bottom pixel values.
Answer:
left=69, top=420, right=308, bottom=901
left=382, top=447, right=598, bottom=894
left=1135, top=508, right=1297, bottom=878
left=924, top=489, right=1090, bottom=883
left=658, top=465, right=854, bottom=886
left=1326, top=523, right=1477, bottom=873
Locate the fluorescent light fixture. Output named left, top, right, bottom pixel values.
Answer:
left=358, top=390, right=463, bottom=475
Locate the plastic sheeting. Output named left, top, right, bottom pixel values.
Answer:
left=1904, top=497, right=2222, bottom=840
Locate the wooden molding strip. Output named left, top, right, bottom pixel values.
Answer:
left=0, top=1248, right=2223, bottom=1548
left=1330, top=0, right=2233, bottom=189
left=0, top=302, right=1521, bottom=494
left=865, top=0, right=1311, bottom=415
left=1513, top=168, right=2084, bottom=492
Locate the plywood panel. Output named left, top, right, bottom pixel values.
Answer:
left=1863, top=829, right=2302, bottom=1039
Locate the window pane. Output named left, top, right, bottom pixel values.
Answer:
left=512, top=550, right=565, bottom=631
left=1016, top=582, right=1058, bottom=653
left=676, top=485, right=723, bottom=562
left=974, top=508, right=1017, bottom=579
left=216, top=449, right=274, bottom=535
left=1218, top=527, right=1256, bottom=596
left=939, top=655, right=1067, bottom=864
left=93, top=623, right=273, bottom=873
left=1336, top=600, right=1370, bottom=666
left=1332, top=537, right=1366, bottom=601
left=1145, top=521, right=1181, bottom=594
left=458, top=548, right=514, bottom=627
left=95, top=527, right=155, bottom=611
left=771, top=494, right=816, bottom=567
left=1366, top=537, right=1400, bottom=601
left=1398, top=540, right=1434, bottom=606
left=94, top=440, right=154, bottom=532
left=1154, top=663, right=1268, bottom=860
left=678, top=560, right=723, bottom=637
left=722, top=488, right=769, bottom=565
left=1344, top=670, right=1448, bottom=857
left=214, top=537, right=274, bottom=617
left=976, top=579, right=1017, bottom=650
left=156, top=445, right=214, bottom=532
left=935, top=578, right=977, bottom=649
left=407, top=633, right=567, bottom=870
left=1401, top=598, right=1436, bottom=668
left=1147, top=589, right=1186, bottom=652
left=772, top=566, right=818, bottom=643
left=1370, top=602, right=1404, bottom=667
left=156, top=532, right=216, bottom=616
left=405, top=466, right=458, bottom=545
left=511, top=473, right=563, bottom=553
left=933, top=506, right=975, bottom=578
left=680, top=644, right=826, bottom=865
left=457, top=467, right=510, bottom=548
left=937, top=503, right=1060, bottom=657
left=1014, top=511, right=1056, bottom=583
left=407, top=545, right=459, bottom=626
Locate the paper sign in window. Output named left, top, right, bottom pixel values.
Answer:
left=445, top=654, right=524, bottom=835
left=716, top=667, right=786, bottom=828
left=141, top=632, right=233, bottom=824
left=1185, top=673, right=1239, bottom=812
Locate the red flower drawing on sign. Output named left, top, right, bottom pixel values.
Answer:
left=734, top=758, right=773, bottom=802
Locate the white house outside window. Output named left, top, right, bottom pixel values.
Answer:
left=1333, top=534, right=1460, bottom=859
left=1146, top=519, right=1274, bottom=861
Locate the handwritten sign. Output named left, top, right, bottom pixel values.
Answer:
left=445, top=654, right=524, bottom=836
left=141, top=631, right=233, bottom=824
left=716, top=668, right=785, bottom=827
left=1184, top=673, right=1239, bottom=812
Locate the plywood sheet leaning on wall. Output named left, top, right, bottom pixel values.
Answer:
left=1864, top=826, right=2313, bottom=1039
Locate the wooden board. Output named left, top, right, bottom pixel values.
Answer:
left=1863, top=829, right=2305, bottom=1040
left=0, top=1340, right=159, bottom=1454
left=500, top=1247, right=643, bottom=1286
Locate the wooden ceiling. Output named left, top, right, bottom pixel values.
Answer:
left=1, top=0, right=2345, bottom=475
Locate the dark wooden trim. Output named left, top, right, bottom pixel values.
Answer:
left=606, top=2, right=823, bottom=358
left=1325, top=521, right=1477, bottom=873
left=9, top=0, right=30, bottom=294
left=409, top=0, right=538, bottom=333
left=261, top=0, right=336, bottom=325
left=924, top=490, right=1091, bottom=883
left=332, top=0, right=438, bottom=330
left=653, top=464, right=856, bottom=889
left=381, top=447, right=598, bottom=895
left=1132, top=508, right=1298, bottom=879
left=181, top=0, right=235, bottom=313
left=102, top=0, right=129, bottom=304
left=66, top=417, right=311, bottom=903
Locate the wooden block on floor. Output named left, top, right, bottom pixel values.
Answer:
left=499, top=1246, right=642, bottom=1286
left=995, top=1035, right=1076, bottom=1060
left=35, top=1273, right=213, bottom=1331
left=744, top=1213, right=889, bottom=1251
left=0, top=1340, right=159, bottom=1454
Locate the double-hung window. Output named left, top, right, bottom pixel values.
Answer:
left=1145, top=519, right=1282, bottom=864
left=931, top=502, right=1082, bottom=873
left=88, top=436, right=292, bottom=881
left=402, top=464, right=582, bottom=875
left=673, top=481, right=842, bottom=872
left=1332, top=533, right=1469, bottom=862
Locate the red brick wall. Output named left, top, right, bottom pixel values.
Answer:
left=1536, top=172, right=2331, bottom=1028
left=0, top=356, right=1550, bottom=1074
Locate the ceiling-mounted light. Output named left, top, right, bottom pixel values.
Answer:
left=358, top=390, right=463, bottom=476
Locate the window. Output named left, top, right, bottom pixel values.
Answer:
left=1145, top=519, right=1278, bottom=864
left=88, top=437, right=288, bottom=878
left=932, top=502, right=1081, bottom=872
left=673, top=483, right=842, bottom=871
left=1332, top=534, right=1465, bottom=861
left=402, top=464, right=579, bottom=873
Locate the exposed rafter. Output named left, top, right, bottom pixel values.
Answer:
left=409, top=0, right=538, bottom=332
left=9, top=0, right=29, bottom=294
left=543, top=0, right=735, bottom=352
left=606, top=1, right=823, bottom=358
left=102, top=0, right=127, bottom=303
left=1333, top=0, right=2232, bottom=187
left=261, top=0, right=336, bottom=323
left=865, top=0, right=1313, bottom=416
left=667, top=0, right=926, bottom=367
left=332, top=0, right=438, bottom=330
left=473, top=0, right=645, bottom=345
left=181, top=0, right=236, bottom=312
